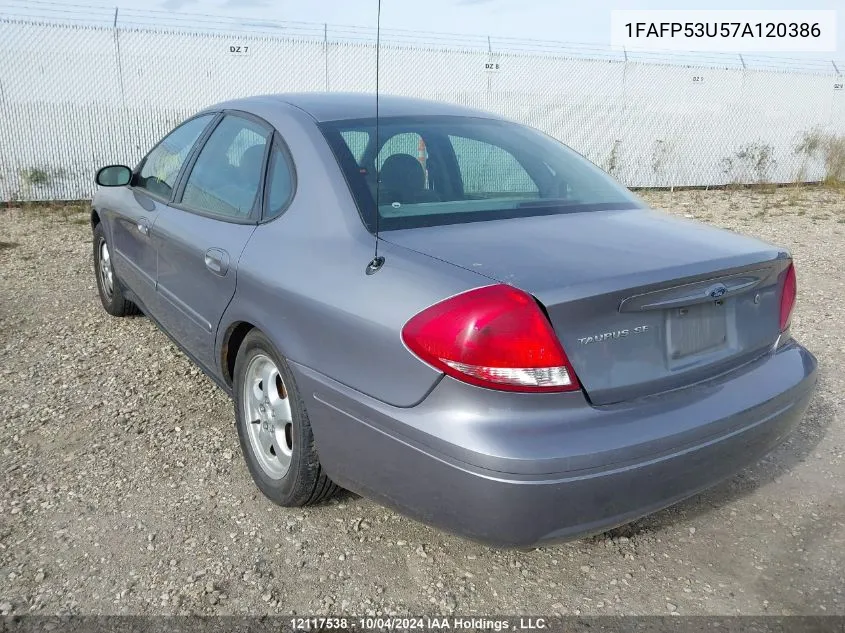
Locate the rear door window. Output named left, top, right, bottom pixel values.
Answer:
left=180, top=115, right=270, bottom=219
left=448, top=135, right=539, bottom=199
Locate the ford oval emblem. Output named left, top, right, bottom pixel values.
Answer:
left=707, top=284, right=727, bottom=299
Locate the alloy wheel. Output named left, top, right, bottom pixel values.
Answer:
left=242, top=353, right=294, bottom=479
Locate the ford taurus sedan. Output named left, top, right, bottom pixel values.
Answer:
left=90, top=93, right=817, bottom=546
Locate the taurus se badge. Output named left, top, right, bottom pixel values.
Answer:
left=578, top=325, right=649, bottom=345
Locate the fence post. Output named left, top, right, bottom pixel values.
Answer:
left=614, top=47, right=629, bottom=186
left=112, top=6, right=131, bottom=154
left=324, top=23, right=329, bottom=91
left=486, top=36, right=492, bottom=109
left=829, top=60, right=841, bottom=129
left=732, top=54, right=750, bottom=187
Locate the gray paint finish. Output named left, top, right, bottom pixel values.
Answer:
left=103, top=188, right=161, bottom=310
left=154, top=207, right=256, bottom=371
left=292, top=342, right=815, bottom=545
left=202, top=93, right=498, bottom=124
left=92, top=93, right=818, bottom=545
left=381, top=208, right=785, bottom=297
left=212, top=98, right=489, bottom=406
left=382, top=209, right=791, bottom=404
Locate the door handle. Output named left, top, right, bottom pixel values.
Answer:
left=204, top=248, right=230, bottom=276
left=136, top=219, right=150, bottom=236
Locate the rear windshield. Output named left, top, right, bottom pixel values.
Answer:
left=319, top=115, right=644, bottom=231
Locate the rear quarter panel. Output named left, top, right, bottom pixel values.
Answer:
left=218, top=102, right=486, bottom=407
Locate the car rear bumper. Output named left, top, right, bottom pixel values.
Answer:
left=291, top=341, right=817, bottom=547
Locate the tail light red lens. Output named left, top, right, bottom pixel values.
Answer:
left=779, top=262, right=797, bottom=332
left=401, top=284, right=580, bottom=393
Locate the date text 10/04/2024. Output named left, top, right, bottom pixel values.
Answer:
left=290, top=617, right=548, bottom=630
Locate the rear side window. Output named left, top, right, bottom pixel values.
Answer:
left=340, top=130, right=368, bottom=163
left=135, top=114, right=214, bottom=199
left=449, top=135, right=538, bottom=198
left=180, top=115, right=270, bottom=219
left=263, top=143, right=295, bottom=220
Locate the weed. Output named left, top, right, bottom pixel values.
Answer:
left=794, top=127, right=824, bottom=183
left=21, top=168, right=49, bottom=186
left=822, top=136, right=845, bottom=184
left=17, top=167, right=67, bottom=200
left=19, top=168, right=52, bottom=187
left=651, top=139, right=673, bottom=186
left=785, top=187, right=805, bottom=206
left=605, top=139, right=622, bottom=177
left=793, top=129, right=845, bottom=185
left=722, top=142, right=776, bottom=185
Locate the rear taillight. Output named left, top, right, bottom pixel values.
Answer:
left=779, top=262, right=797, bottom=332
left=401, top=284, right=580, bottom=393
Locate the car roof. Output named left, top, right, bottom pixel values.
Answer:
left=204, top=92, right=499, bottom=123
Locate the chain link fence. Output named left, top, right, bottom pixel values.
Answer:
left=1, top=15, right=844, bottom=202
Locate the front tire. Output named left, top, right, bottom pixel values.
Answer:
left=233, top=330, right=338, bottom=506
left=92, top=223, right=139, bottom=317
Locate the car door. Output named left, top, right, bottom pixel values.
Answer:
left=110, top=114, right=216, bottom=310
left=152, top=112, right=272, bottom=371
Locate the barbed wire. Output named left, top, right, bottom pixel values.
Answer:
left=1, top=0, right=842, bottom=73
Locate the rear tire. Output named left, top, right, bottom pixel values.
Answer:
left=233, top=329, right=339, bottom=506
left=93, top=223, right=140, bottom=317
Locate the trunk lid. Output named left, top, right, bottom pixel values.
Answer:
left=384, top=208, right=790, bottom=405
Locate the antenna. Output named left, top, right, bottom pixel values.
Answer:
left=366, top=0, right=385, bottom=275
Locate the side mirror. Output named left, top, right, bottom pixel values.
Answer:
left=95, top=165, right=132, bottom=187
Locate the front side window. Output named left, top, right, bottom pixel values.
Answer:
left=135, top=114, right=214, bottom=199
left=181, top=115, right=270, bottom=219
left=320, top=116, right=644, bottom=231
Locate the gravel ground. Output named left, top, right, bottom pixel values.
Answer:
left=0, top=187, right=843, bottom=617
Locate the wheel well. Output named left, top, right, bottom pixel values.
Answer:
left=222, top=321, right=255, bottom=386
left=90, top=209, right=101, bottom=229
